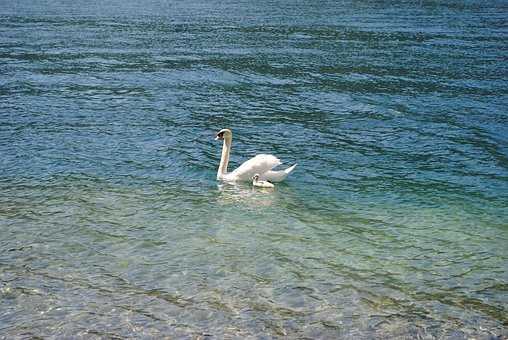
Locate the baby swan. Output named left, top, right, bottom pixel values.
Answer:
left=252, top=174, right=275, bottom=188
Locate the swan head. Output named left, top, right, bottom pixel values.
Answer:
left=252, top=174, right=260, bottom=181
left=215, top=128, right=232, bottom=141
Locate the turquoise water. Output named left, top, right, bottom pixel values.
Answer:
left=1, top=0, right=507, bottom=338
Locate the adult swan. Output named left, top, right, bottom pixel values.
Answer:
left=215, top=128, right=297, bottom=182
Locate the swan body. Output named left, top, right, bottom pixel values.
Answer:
left=215, top=128, right=296, bottom=182
left=252, top=174, right=275, bottom=188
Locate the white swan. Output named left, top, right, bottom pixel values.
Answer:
left=215, top=128, right=297, bottom=182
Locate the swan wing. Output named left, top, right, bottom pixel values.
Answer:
left=227, top=154, right=281, bottom=181
left=259, top=164, right=297, bottom=182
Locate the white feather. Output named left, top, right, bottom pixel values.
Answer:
left=259, top=163, right=297, bottom=182
left=223, top=154, right=281, bottom=182
left=216, top=129, right=296, bottom=183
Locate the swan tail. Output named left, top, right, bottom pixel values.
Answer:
left=284, top=163, right=297, bottom=174
left=261, top=164, right=297, bottom=182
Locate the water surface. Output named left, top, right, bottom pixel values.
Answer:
left=1, top=0, right=507, bottom=338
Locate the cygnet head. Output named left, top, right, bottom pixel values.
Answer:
left=215, top=128, right=232, bottom=141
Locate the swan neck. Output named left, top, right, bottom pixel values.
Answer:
left=218, top=136, right=231, bottom=178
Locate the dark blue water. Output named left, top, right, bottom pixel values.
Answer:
left=1, top=0, right=507, bottom=338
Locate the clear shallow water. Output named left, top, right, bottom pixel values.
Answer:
left=1, top=0, right=507, bottom=338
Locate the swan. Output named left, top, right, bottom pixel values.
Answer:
left=252, top=174, right=275, bottom=188
left=215, top=128, right=297, bottom=182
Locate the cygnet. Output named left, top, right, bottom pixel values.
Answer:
left=252, top=174, right=275, bottom=188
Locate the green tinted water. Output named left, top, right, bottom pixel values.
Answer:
left=1, top=0, right=507, bottom=338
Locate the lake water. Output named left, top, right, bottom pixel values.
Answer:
left=1, top=0, right=507, bottom=338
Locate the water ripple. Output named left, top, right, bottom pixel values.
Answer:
left=1, top=0, right=507, bottom=338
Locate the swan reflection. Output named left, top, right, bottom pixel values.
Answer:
left=216, top=182, right=277, bottom=207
